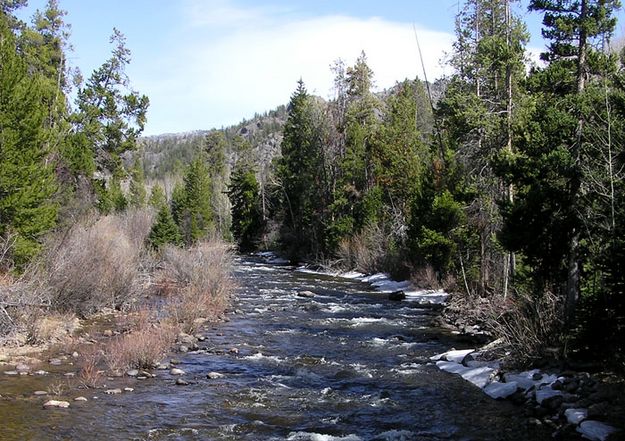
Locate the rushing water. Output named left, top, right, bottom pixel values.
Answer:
left=0, top=257, right=551, bottom=441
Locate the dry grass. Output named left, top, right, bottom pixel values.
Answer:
left=159, top=240, right=234, bottom=332
left=24, top=311, right=80, bottom=345
left=104, top=323, right=178, bottom=371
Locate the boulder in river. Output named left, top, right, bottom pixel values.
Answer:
left=170, top=368, right=185, bottom=376
left=206, top=372, right=224, bottom=379
left=388, top=290, right=406, bottom=301
left=297, top=291, right=315, bottom=298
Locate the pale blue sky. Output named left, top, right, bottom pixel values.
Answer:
left=16, top=1, right=624, bottom=136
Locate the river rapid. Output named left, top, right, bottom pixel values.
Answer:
left=0, top=256, right=551, bottom=440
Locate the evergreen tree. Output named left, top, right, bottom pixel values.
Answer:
left=173, top=156, right=214, bottom=244
left=148, top=204, right=182, bottom=249
left=73, top=28, right=149, bottom=176
left=434, top=0, right=528, bottom=294
left=108, top=172, right=127, bottom=213
left=148, top=183, right=167, bottom=209
left=204, top=131, right=230, bottom=238
left=498, top=0, right=621, bottom=321
left=128, top=157, right=147, bottom=207
left=0, top=17, right=57, bottom=266
left=228, top=163, right=264, bottom=252
left=277, top=79, right=326, bottom=260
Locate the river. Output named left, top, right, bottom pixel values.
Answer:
left=0, top=256, right=551, bottom=440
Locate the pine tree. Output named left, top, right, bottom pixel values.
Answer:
left=228, top=163, right=264, bottom=252
left=329, top=53, right=382, bottom=249
left=498, top=0, right=621, bottom=321
left=73, top=28, right=149, bottom=176
left=148, top=204, right=181, bottom=250
left=172, top=156, right=214, bottom=244
left=148, top=183, right=167, bottom=209
left=277, top=79, right=326, bottom=259
left=0, top=17, right=57, bottom=267
left=128, top=157, right=147, bottom=207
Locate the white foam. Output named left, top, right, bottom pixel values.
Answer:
left=374, top=430, right=415, bottom=441
left=244, top=352, right=284, bottom=364
left=286, top=433, right=362, bottom=441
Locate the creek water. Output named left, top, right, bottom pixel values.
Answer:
left=0, top=257, right=551, bottom=440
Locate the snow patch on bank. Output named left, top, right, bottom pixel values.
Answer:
left=295, top=266, right=449, bottom=305
left=430, top=348, right=620, bottom=440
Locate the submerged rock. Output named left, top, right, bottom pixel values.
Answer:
left=206, top=372, right=224, bottom=379
left=175, top=378, right=189, bottom=386
left=170, top=368, right=185, bottom=376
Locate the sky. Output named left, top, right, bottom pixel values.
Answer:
left=16, top=1, right=625, bottom=136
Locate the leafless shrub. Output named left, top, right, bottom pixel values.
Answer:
left=104, top=322, right=177, bottom=371
left=45, top=213, right=147, bottom=316
left=485, top=291, right=565, bottom=366
left=337, top=224, right=394, bottom=274
left=411, top=265, right=442, bottom=290
left=160, top=240, right=234, bottom=332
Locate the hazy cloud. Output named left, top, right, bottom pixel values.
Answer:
left=140, top=1, right=452, bottom=135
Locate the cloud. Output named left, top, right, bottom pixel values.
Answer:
left=140, top=1, right=455, bottom=135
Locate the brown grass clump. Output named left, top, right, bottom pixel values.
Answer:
left=24, top=311, right=80, bottom=345
left=104, top=323, right=178, bottom=371
left=78, top=346, right=105, bottom=388
left=159, top=240, right=234, bottom=333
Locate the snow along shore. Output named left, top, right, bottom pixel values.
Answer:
left=430, top=348, right=620, bottom=441
left=297, top=267, right=449, bottom=305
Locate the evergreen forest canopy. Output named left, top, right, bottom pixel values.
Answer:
left=1, top=0, right=625, bottom=367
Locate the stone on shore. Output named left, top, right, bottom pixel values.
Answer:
left=74, top=396, right=88, bottom=402
left=43, top=400, right=70, bottom=408
left=105, top=388, right=122, bottom=395
left=535, top=388, right=562, bottom=405
left=565, top=408, right=588, bottom=425
left=484, top=381, right=518, bottom=400
left=576, top=420, right=619, bottom=441
left=436, top=360, right=471, bottom=375
left=460, top=366, right=495, bottom=388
